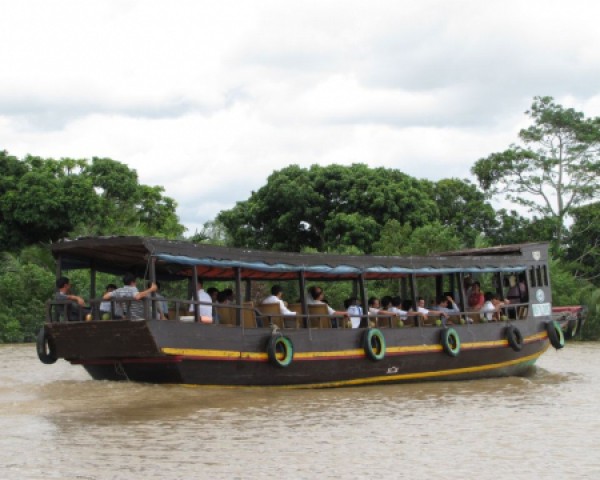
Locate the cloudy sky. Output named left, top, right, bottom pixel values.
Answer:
left=2, top=0, right=600, bottom=234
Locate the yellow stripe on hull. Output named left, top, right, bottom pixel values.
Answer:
left=282, top=345, right=550, bottom=388
left=161, top=332, right=548, bottom=362
left=176, top=345, right=549, bottom=389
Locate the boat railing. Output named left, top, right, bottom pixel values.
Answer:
left=45, top=296, right=532, bottom=328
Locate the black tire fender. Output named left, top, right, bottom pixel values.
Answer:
left=546, top=320, right=565, bottom=349
left=363, top=328, right=386, bottom=361
left=440, top=327, right=461, bottom=357
left=505, top=325, right=524, bottom=352
left=267, top=335, right=294, bottom=368
left=36, top=327, right=57, bottom=364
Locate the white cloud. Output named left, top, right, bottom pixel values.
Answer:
left=2, top=0, right=600, bottom=233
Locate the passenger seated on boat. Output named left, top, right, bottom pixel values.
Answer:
left=212, top=290, right=233, bottom=324
left=99, top=283, right=118, bottom=320
left=54, top=276, right=89, bottom=321
left=344, top=297, right=363, bottom=328
left=103, top=273, right=157, bottom=321
left=367, top=296, right=381, bottom=315
left=380, top=295, right=392, bottom=311
left=307, top=286, right=348, bottom=326
left=399, top=299, right=420, bottom=326
left=407, top=297, right=433, bottom=325
left=430, top=295, right=459, bottom=326
left=417, top=297, right=429, bottom=316
left=148, top=281, right=168, bottom=320
left=505, top=273, right=528, bottom=319
left=207, top=287, right=219, bottom=320
left=261, top=285, right=297, bottom=316
left=480, top=292, right=508, bottom=322
left=188, top=277, right=213, bottom=323
left=388, top=296, right=408, bottom=327
left=468, top=281, right=485, bottom=310
left=374, top=295, right=398, bottom=327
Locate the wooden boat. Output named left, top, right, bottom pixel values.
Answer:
left=36, top=237, right=565, bottom=387
left=552, top=305, right=585, bottom=340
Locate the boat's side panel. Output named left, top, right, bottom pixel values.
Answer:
left=145, top=320, right=548, bottom=387
left=46, top=319, right=550, bottom=387
left=47, top=320, right=160, bottom=359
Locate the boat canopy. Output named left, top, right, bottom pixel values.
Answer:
left=51, top=236, right=544, bottom=281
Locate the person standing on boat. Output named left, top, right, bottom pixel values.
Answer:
left=189, top=278, right=213, bottom=322
left=262, top=285, right=297, bottom=316
left=103, top=273, right=157, bottom=320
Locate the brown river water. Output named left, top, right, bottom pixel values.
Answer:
left=1, top=342, right=599, bottom=480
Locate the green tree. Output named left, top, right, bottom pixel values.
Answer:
left=0, top=152, right=185, bottom=249
left=487, top=209, right=557, bottom=247
left=0, top=248, right=55, bottom=342
left=564, top=202, right=600, bottom=284
left=581, top=287, right=600, bottom=340
left=398, top=222, right=462, bottom=256
left=372, top=220, right=413, bottom=255
left=218, top=164, right=459, bottom=253
left=431, top=178, right=498, bottom=247
left=472, top=96, right=600, bottom=248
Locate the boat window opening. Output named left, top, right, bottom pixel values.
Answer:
left=529, top=267, right=537, bottom=288
left=536, top=266, right=543, bottom=287
left=472, top=272, right=494, bottom=297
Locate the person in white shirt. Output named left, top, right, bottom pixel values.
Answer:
left=261, top=285, right=296, bottom=315
left=367, top=297, right=382, bottom=315
left=388, top=296, right=408, bottom=326
left=480, top=292, right=508, bottom=322
left=189, top=278, right=213, bottom=322
left=344, top=297, right=363, bottom=328
left=416, top=297, right=429, bottom=316
left=307, top=286, right=348, bottom=316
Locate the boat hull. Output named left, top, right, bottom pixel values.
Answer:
left=45, top=319, right=551, bottom=388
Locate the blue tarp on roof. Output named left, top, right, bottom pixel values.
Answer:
left=155, top=253, right=526, bottom=276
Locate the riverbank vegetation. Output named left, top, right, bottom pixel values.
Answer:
left=1, top=96, right=599, bottom=342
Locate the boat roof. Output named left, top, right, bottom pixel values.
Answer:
left=51, top=236, right=548, bottom=281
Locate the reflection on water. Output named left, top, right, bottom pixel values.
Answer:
left=1, top=344, right=599, bottom=479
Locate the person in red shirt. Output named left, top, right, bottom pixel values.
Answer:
left=468, top=281, right=485, bottom=310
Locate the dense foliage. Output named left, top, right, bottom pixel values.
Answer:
left=0, top=151, right=185, bottom=251
left=217, top=164, right=498, bottom=253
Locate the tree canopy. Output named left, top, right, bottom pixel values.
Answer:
left=217, top=163, right=497, bottom=253
left=564, top=201, right=600, bottom=283
left=472, top=96, right=600, bottom=247
left=0, top=151, right=185, bottom=250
